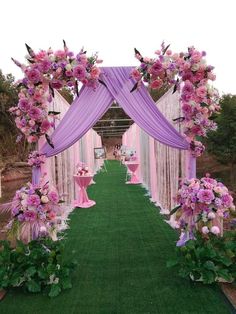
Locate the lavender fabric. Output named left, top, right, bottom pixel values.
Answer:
left=41, top=66, right=189, bottom=157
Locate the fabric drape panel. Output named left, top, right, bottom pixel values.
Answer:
left=122, top=88, right=188, bottom=210
left=41, top=84, right=113, bottom=157
left=40, top=67, right=189, bottom=157
left=102, top=67, right=189, bottom=150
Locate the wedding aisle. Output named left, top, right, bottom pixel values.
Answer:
left=1, top=161, right=233, bottom=314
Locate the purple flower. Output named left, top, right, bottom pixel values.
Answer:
left=197, top=189, right=215, bottom=204
left=18, top=214, right=25, bottom=222
left=222, top=194, right=233, bottom=207
left=27, top=194, right=41, bottom=206
left=12, top=207, right=19, bottom=216
left=176, top=231, right=195, bottom=247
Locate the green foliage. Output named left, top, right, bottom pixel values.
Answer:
left=0, top=238, right=77, bottom=297
left=167, top=231, right=236, bottom=284
left=207, top=94, right=236, bottom=166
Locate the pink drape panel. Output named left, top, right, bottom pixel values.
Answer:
left=149, top=137, right=158, bottom=202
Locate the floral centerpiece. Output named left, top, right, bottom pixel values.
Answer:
left=8, top=180, right=64, bottom=243
left=76, top=162, right=90, bottom=176
left=9, top=42, right=103, bottom=144
left=131, top=43, right=221, bottom=157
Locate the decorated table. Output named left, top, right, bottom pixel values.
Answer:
left=125, top=161, right=140, bottom=184
left=73, top=175, right=96, bottom=208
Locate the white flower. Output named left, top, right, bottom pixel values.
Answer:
left=208, top=212, right=216, bottom=220
left=65, top=63, right=72, bottom=71
left=210, top=226, right=220, bottom=235
left=41, top=195, right=49, bottom=204
left=191, top=63, right=200, bottom=71
left=39, top=226, right=47, bottom=233
left=21, top=199, right=27, bottom=207
left=202, top=226, right=209, bottom=234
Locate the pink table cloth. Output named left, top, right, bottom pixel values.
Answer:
left=73, top=175, right=96, bottom=208
left=125, top=162, right=141, bottom=184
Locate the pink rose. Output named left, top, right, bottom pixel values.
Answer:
left=196, top=86, right=207, bottom=98
left=26, top=68, right=41, bottom=83
left=41, top=119, right=51, bottom=132
left=27, top=135, right=38, bottom=143
left=191, top=51, right=202, bottom=63
left=131, top=69, right=141, bottom=81
left=150, top=79, right=163, bottom=89
left=90, top=67, right=101, bottom=79
left=48, top=191, right=59, bottom=203
left=73, top=65, right=86, bottom=80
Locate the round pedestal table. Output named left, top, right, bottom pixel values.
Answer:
left=125, top=162, right=141, bottom=184
left=73, top=175, right=96, bottom=208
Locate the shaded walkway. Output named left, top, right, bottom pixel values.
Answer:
left=1, top=161, right=234, bottom=313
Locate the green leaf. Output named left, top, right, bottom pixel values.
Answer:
left=204, top=261, right=216, bottom=272
left=217, top=269, right=233, bottom=282
left=169, top=205, right=181, bottom=216
left=26, top=280, right=41, bottom=293
left=49, top=284, right=62, bottom=297
left=202, top=270, right=216, bottom=284
left=25, top=266, right=37, bottom=277
left=61, top=277, right=72, bottom=290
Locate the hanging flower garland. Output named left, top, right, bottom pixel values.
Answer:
left=131, top=43, right=221, bottom=157
left=9, top=41, right=103, bottom=145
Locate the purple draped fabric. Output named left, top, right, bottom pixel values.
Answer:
left=32, top=167, right=41, bottom=185
left=41, top=66, right=189, bottom=157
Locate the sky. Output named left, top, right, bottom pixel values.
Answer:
left=1, top=0, right=236, bottom=95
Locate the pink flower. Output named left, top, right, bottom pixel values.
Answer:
left=202, top=226, right=209, bottom=234
left=41, top=119, right=51, bottom=132
left=24, top=210, right=37, bottom=222
left=210, top=226, right=220, bottom=235
left=27, top=194, right=41, bottom=206
left=73, top=65, right=86, bottom=80
left=196, top=86, right=207, bottom=98
left=51, top=79, right=63, bottom=89
left=90, top=67, right=101, bottom=79
left=29, top=107, right=42, bottom=120
left=27, top=135, right=37, bottom=143
left=150, top=61, right=162, bottom=75
left=191, top=50, right=202, bottom=63
left=131, top=69, right=141, bottom=81
left=197, top=189, right=215, bottom=204
left=39, top=60, right=51, bottom=72
left=18, top=99, right=31, bottom=112
left=26, top=68, right=41, bottom=83
left=48, top=191, right=59, bottom=204
left=150, top=79, right=163, bottom=89
left=54, top=50, right=66, bottom=59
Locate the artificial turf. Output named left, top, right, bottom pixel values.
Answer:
left=1, top=160, right=234, bottom=314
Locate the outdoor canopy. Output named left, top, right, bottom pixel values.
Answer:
left=40, top=67, right=189, bottom=157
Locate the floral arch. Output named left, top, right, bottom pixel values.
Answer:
left=3, top=41, right=235, bottom=291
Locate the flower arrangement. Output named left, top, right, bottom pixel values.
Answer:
left=9, top=41, right=103, bottom=144
left=170, top=175, right=235, bottom=247
left=131, top=43, right=220, bottom=157
left=189, top=140, right=205, bottom=157
left=76, top=162, right=90, bottom=176
left=9, top=180, right=64, bottom=243
left=28, top=150, right=46, bottom=167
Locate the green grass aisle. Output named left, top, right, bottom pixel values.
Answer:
left=1, top=161, right=234, bottom=314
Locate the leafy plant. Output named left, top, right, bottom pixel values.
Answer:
left=0, top=238, right=77, bottom=297
left=167, top=231, right=236, bottom=284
